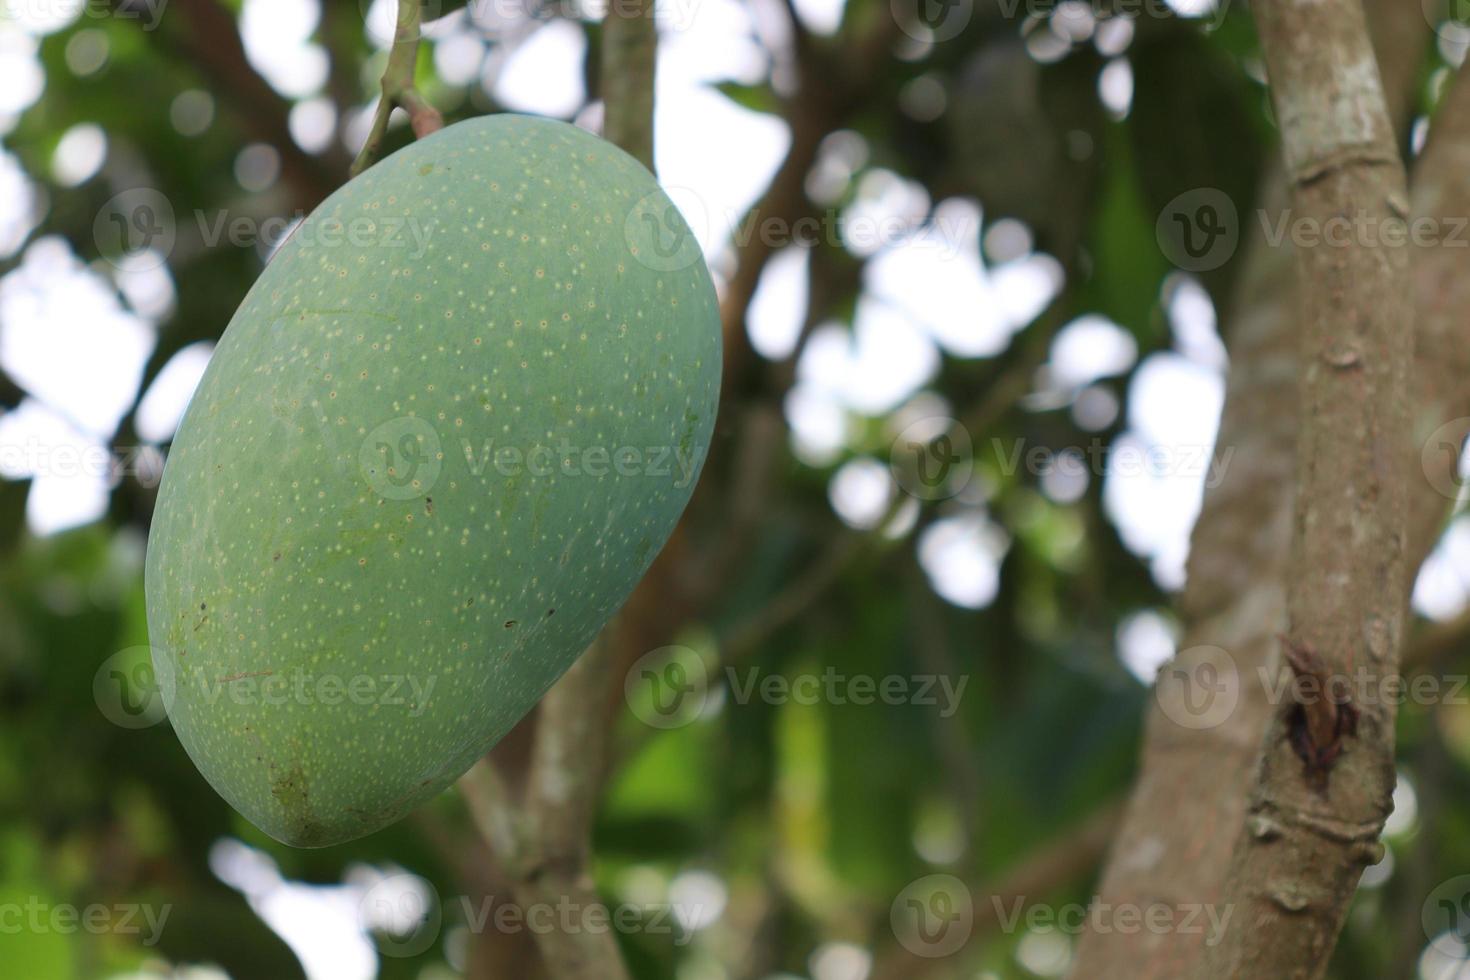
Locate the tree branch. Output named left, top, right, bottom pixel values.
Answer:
left=460, top=638, right=630, bottom=979
left=1195, top=0, right=1413, bottom=973
left=1070, top=1, right=1431, bottom=975
left=599, top=0, right=657, bottom=172
left=350, top=0, right=443, bottom=177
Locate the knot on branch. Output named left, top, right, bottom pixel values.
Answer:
left=1279, top=634, right=1360, bottom=791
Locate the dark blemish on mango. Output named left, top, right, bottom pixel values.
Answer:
left=220, top=670, right=275, bottom=683
left=504, top=620, right=517, bottom=629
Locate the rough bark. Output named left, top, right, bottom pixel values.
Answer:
left=599, top=0, right=657, bottom=173
left=1195, top=0, right=1414, bottom=972
left=461, top=643, right=630, bottom=980
left=1068, top=2, right=1430, bottom=976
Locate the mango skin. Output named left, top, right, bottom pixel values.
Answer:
left=144, top=114, right=719, bottom=847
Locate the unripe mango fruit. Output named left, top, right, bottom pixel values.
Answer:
left=144, top=114, right=720, bottom=847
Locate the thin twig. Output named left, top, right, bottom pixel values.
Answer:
left=350, top=0, right=442, bottom=177
left=457, top=641, right=630, bottom=976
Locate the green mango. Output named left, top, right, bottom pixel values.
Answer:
left=144, top=114, right=720, bottom=847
